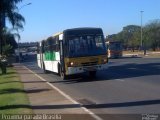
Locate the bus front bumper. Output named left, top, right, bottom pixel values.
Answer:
left=66, top=64, right=109, bottom=75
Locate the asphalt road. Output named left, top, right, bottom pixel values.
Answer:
left=23, top=55, right=160, bottom=119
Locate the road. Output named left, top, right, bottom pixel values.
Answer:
left=23, top=55, right=160, bottom=119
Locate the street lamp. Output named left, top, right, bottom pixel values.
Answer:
left=19, top=3, right=32, bottom=10
left=17, top=3, right=31, bottom=63
left=140, top=11, right=143, bottom=51
left=140, top=11, right=147, bottom=55
left=140, top=11, right=146, bottom=55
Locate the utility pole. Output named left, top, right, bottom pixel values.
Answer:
left=0, top=12, right=5, bottom=55
left=140, top=11, right=143, bottom=51
left=140, top=11, right=146, bottom=55
left=19, top=3, right=32, bottom=10
left=17, top=3, right=32, bottom=63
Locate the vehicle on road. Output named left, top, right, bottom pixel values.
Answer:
left=37, top=28, right=109, bottom=79
left=106, top=41, right=123, bottom=58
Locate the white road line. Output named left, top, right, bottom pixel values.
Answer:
left=23, top=66, right=103, bottom=120
left=115, top=79, right=125, bottom=82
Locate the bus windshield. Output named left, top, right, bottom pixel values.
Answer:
left=109, top=42, right=122, bottom=51
left=67, top=35, right=106, bottom=57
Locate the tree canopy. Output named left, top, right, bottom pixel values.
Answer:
left=0, top=0, right=24, bottom=55
left=107, top=19, right=160, bottom=51
left=0, top=0, right=25, bottom=29
left=143, top=19, right=160, bottom=51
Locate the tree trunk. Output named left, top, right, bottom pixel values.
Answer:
left=0, top=12, right=5, bottom=55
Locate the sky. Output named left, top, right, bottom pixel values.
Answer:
left=17, top=0, right=160, bottom=42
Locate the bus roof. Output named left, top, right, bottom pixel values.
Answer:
left=63, top=27, right=103, bottom=35
left=53, top=32, right=63, bottom=37
left=44, top=27, right=103, bottom=42
left=64, top=27, right=102, bottom=32
left=52, top=27, right=103, bottom=36
left=64, top=27, right=102, bottom=31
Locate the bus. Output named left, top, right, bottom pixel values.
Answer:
left=37, top=28, right=109, bottom=79
left=106, top=41, right=123, bottom=58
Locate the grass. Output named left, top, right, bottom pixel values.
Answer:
left=123, top=50, right=160, bottom=58
left=123, top=50, right=143, bottom=54
left=0, top=67, right=33, bottom=114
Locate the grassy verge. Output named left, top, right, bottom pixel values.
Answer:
left=123, top=50, right=160, bottom=58
left=123, top=50, right=143, bottom=54
left=0, top=67, right=32, bottom=114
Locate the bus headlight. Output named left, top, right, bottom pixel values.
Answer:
left=102, top=58, right=108, bottom=64
left=70, top=62, right=74, bottom=66
left=67, top=62, right=77, bottom=67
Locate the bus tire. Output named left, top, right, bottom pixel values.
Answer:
left=43, top=63, right=49, bottom=74
left=89, top=71, right=96, bottom=78
left=60, top=65, right=67, bottom=80
left=58, top=63, right=61, bottom=75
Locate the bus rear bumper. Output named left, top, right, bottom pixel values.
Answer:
left=66, top=64, right=109, bottom=75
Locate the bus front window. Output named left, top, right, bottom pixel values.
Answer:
left=109, top=43, right=122, bottom=51
left=67, top=35, right=106, bottom=57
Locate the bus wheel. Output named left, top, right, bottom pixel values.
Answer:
left=43, top=63, right=49, bottom=74
left=58, top=63, right=61, bottom=75
left=60, top=66, right=67, bottom=80
left=89, top=71, right=96, bottom=78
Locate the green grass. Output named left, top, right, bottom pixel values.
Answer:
left=123, top=50, right=160, bottom=58
left=0, top=67, right=33, bottom=114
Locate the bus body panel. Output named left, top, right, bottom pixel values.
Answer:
left=44, top=60, right=60, bottom=73
left=37, top=54, right=41, bottom=68
left=43, top=51, right=60, bottom=72
left=106, top=41, right=123, bottom=58
left=67, top=63, right=108, bottom=75
left=64, top=55, right=108, bottom=75
left=108, top=50, right=123, bottom=58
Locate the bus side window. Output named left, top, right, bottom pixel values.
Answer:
left=37, top=44, right=40, bottom=54
left=95, top=36, right=103, bottom=48
left=56, top=37, right=60, bottom=52
left=44, top=41, right=47, bottom=52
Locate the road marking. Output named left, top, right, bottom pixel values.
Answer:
left=23, top=66, right=103, bottom=120
left=115, top=79, right=125, bottom=82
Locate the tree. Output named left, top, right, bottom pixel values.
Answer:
left=109, top=25, right=141, bottom=51
left=122, top=25, right=141, bottom=51
left=0, top=0, right=25, bottom=54
left=1, top=28, right=18, bottom=55
left=107, top=20, right=160, bottom=51
left=2, top=44, right=13, bottom=56
left=144, top=19, right=160, bottom=51
left=0, top=0, right=25, bottom=29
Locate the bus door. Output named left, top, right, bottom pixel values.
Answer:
left=59, top=35, right=65, bottom=73
left=40, top=42, right=44, bottom=69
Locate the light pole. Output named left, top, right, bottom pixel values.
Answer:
left=19, top=3, right=32, bottom=10
left=140, top=11, right=143, bottom=51
left=140, top=11, right=147, bottom=55
left=17, top=3, right=31, bottom=63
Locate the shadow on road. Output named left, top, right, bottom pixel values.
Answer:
left=0, top=88, right=51, bottom=95
left=84, top=99, right=160, bottom=109
left=97, top=62, right=160, bottom=81
left=47, top=62, right=160, bottom=84
left=21, top=56, right=160, bottom=84
left=1, top=99, right=160, bottom=110
left=0, top=81, right=20, bottom=85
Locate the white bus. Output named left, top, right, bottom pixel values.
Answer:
left=37, top=28, right=109, bottom=79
